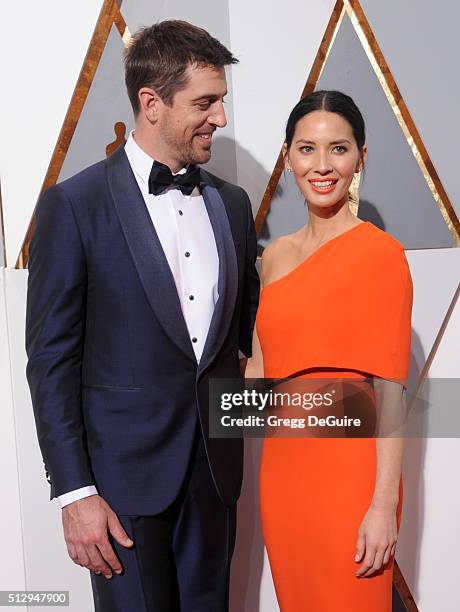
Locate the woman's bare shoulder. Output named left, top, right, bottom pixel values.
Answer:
left=260, top=231, right=299, bottom=284
left=261, top=233, right=298, bottom=262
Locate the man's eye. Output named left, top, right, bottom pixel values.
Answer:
left=198, top=101, right=211, bottom=110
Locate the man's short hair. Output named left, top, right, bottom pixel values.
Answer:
left=124, top=20, right=238, bottom=114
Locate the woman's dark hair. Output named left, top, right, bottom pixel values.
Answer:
left=285, top=90, right=366, bottom=156
left=124, top=20, right=238, bottom=115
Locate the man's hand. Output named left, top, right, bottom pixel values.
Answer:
left=62, top=495, right=133, bottom=579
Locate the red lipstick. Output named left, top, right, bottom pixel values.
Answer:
left=308, top=178, right=338, bottom=194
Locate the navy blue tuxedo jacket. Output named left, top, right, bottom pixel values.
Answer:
left=25, top=146, right=259, bottom=515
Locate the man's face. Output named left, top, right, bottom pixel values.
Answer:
left=158, top=64, right=228, bottom=168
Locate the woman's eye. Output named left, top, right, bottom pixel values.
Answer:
left=300, top=146, right=313, bottom=153
left=333, top=145, right=347, bottom=153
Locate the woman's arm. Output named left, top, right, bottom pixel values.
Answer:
left=244, top=313, right=264, bottom=379
left=355, top=379, right=407, bottom=577
left=245, top=243, right=275, bottom=379
left=245, top=256, right=265, bottom=378
left=372, top=379, right=407, bottom=507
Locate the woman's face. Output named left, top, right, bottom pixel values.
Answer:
left=284, top=110, right=366, bottom=211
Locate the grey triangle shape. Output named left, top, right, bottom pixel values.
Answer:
left=259, top=13, right=454, bottom=250
left=317, top=14, right=453, bottom=249
left=58, top=25, right=134, bottom=182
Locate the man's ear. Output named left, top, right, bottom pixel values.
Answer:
left=282, top=143, right=292, bottom=172
left=138, top=87, right=162, bottom=123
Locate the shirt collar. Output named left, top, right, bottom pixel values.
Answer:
left=124, top=130, right=187, bottom=186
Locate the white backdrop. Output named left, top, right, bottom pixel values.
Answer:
left=0, top=1, right=459, bottom=610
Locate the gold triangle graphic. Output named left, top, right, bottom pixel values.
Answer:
left=255, top=0, right=460, bottom=248
left=16, top=0, right=131, bottom=269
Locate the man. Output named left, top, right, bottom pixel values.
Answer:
left=26, top=20, right=259, bottom=611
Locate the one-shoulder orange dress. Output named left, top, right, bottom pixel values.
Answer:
left=256, top=222, right=413, bottom=611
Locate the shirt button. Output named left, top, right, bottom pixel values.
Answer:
left=189, top=295, right=194, bottom=301
left=192, top=337, right=197, bottom=343
left=185, top=252, right=190, bottom=258
left=178, top=210, right=183, bottom=216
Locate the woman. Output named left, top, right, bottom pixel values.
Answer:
left=246, top=90, right=413, bottom=610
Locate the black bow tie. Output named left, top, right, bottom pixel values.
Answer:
left=148, top=160, right=202, bottom=196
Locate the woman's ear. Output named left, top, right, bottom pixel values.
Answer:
left=356, top=143, right=368, bottom=173
left=282, top=143, right=292, bottom=172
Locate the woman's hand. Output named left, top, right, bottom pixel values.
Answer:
left=354, top=504, right=398, bottom=578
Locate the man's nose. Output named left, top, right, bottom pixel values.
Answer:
left=208, top=101, right=227, bottom=128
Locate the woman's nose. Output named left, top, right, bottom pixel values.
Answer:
left=314, top=151, right=333, bottom=174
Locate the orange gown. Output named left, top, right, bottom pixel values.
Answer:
left=256, top=222, right=413, bottom=611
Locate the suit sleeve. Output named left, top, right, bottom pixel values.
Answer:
left=238, top=189, right=260, bottom=357
left=26, top=184, right=95, bottom=499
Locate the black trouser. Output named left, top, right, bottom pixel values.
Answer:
left=90, top=433, right=237, bottom=612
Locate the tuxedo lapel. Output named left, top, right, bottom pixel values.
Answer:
left=198, top=183, right=238, bottom=376
left=106, top=147, right=196, bottom=363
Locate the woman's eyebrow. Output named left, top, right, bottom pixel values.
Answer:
left=295, top=138, right=352, bottom=145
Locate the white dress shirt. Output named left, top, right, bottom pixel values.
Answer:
left=58, top=132, right=219, bottom=508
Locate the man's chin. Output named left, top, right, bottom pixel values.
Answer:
left=191, top=148, right=212, bottom=165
